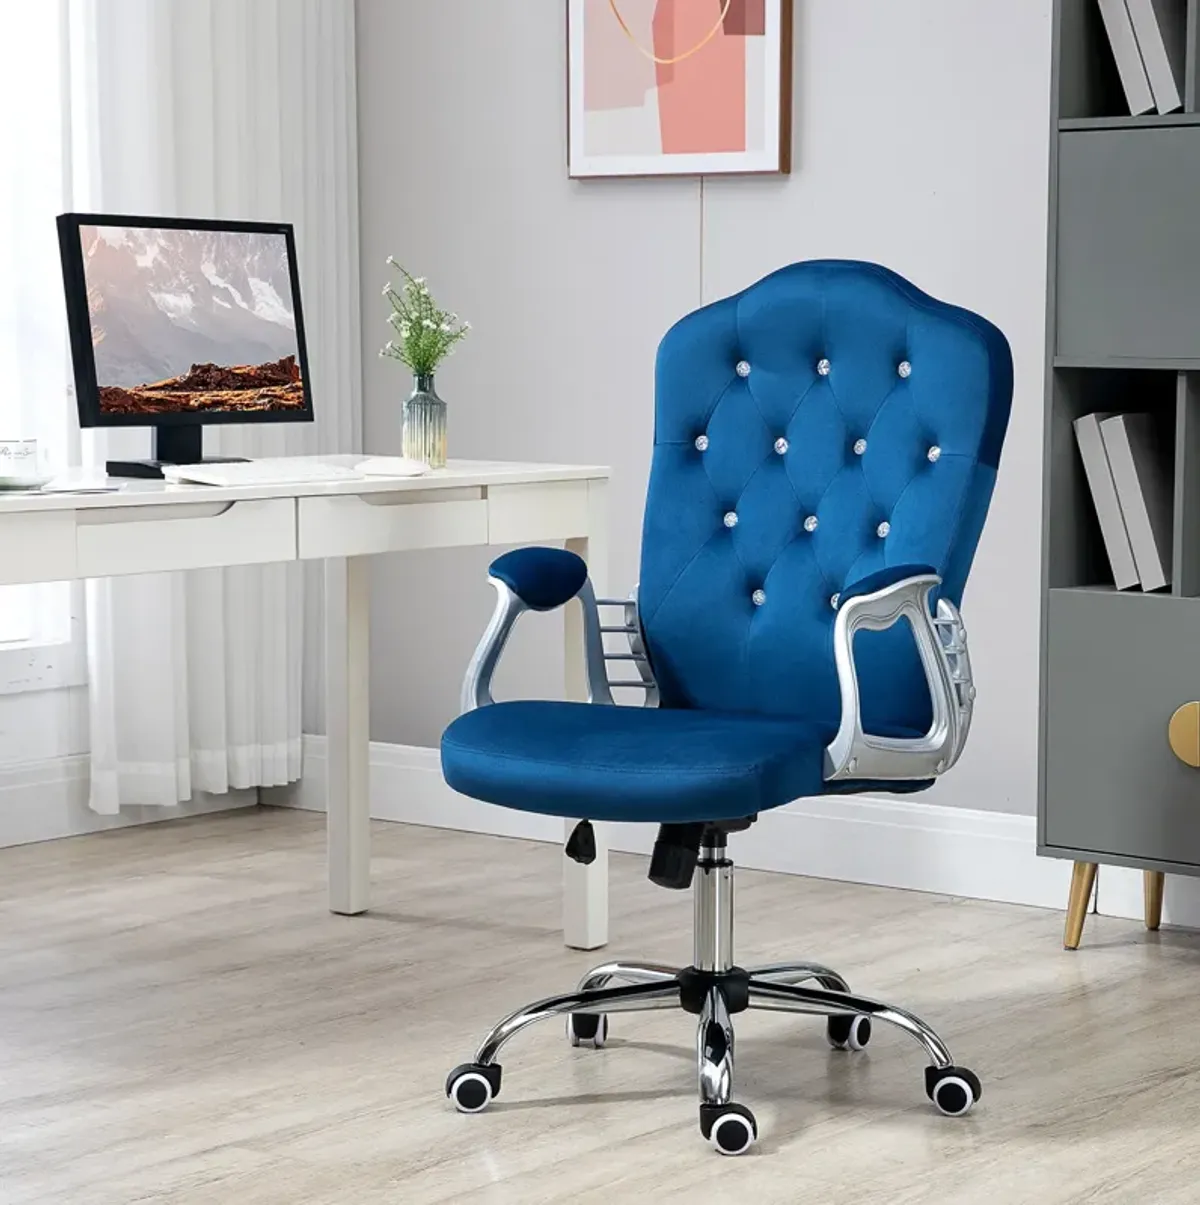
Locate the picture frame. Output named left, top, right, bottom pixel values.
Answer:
left=567, top=0, right=793, bottom=178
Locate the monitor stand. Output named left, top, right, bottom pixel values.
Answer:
left=106, top=423, right=250, bottom=480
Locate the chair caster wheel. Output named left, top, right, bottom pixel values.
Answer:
left=925, top=1065, right=981, bottom=1117
left=699, top=1102, right=758, bottom=1156
left=827, top=1014, right=871, bottom=1051
left=445, top=1062, right=502, bottom=1114
left=566, top=1012, right=607, bottom=1048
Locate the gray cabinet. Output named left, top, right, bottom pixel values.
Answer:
left=1040, top=2, right=1200, bottom=906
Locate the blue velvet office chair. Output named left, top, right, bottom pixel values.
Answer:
left=441, top=260, right=1012, bottom=1155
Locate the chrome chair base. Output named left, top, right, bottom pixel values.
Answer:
left=446, top=840, right=981, bottom=1155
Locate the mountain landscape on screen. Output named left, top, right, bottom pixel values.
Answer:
left=80, top=224, right=305, bottom=415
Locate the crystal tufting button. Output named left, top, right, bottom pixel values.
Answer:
left=752, top=588, right=766, bottom=607
left=877, top=521, right=891, bottom=538
left=774, top=436, right=789, bottom=455
left=817, top=358, right=831, bottom=376
left=853, top=438, right=867, bottom=456
left=898, top=360, right=912, bottom=378
left=736, top=360, right=751, bottom=377
left=723, top=511, right=738, bottom=529
left=694, top=434, right=709, bottom=452
left=803, top=514, right=818, bottom=533
left=830, top=592, right=840, bottom=610
left=927, top=444, right=941, bottom=463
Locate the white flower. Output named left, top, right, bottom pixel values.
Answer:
left=462, top=321, right=471, bottom=331
left=378, top=348, right=386, bottom=357
left=386, top=255, right=398, bottom=267
left=414, top=276, right=426, bottom=286
left=422, top=318, right=436, bottom=329
left=382, top=283, right=391, bottom=296
left=385, top=340, right=396, bottom=351
left=440, top=323, right=452, bottom=332
left=399, top=323, right=411, bottom=338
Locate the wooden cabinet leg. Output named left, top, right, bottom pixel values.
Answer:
left=1144, top=870, right=1165, bottom=932
left=1064, top=861, right=1097, bottom=950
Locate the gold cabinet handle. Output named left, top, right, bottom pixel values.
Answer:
left=1169, top=702, right=1200, bottom=767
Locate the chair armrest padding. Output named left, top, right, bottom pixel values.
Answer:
left=463, top=552, right=615, bottom=711
left=837, top=563, right=938, bottom=610
left=488, top=547, right=588, bottom=612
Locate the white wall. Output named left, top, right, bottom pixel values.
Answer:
left=0, top=656, right=90, bottom=843
left=0, top=688, right=87, bottom=763
left=0, top=684, right=260, bottom=848
left=356, top=0, right=1053, bottom=816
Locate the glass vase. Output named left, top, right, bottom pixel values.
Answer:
left=402, top=373, right=447, bottom=468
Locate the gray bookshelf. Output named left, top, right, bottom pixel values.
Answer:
left=1040, top=0, right=1200, bottom=944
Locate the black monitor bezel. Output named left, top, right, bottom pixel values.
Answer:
left=57, top=212, right=315, bottom=429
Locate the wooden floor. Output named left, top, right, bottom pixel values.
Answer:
left=2, top=811, right=1200, bottom=1203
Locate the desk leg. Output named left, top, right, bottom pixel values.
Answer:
left=563, top=483, right=610, bottom=950
left=326, top=556, right=371, bottom=915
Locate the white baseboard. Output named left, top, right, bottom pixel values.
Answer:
left=275, top=737, right=1076, bottom=912
left=13, top=738, right=1196, bottom=929
left=0, top=754, right=257, bottom=848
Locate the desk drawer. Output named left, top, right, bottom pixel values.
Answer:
left=1044, top=589, right=1200, bottom=867
left=0, top=511, right=76, bottom=584
left=76, top=498, right=296, bottom=577
left=298, top=492, right=488, bottom=558
left=488, top=480, right=591, bottom=544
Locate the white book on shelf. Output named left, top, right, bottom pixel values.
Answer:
left=1097, top=0, right=1157, bottom=115
left=1100, top=412, right=1173, bottom=591
left=1126, top=0, right=1186, bottom=113
left=1074, top=412, right=1140, bottom=590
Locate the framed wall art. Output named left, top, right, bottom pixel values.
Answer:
left=567, top=0, right=793, bottom=178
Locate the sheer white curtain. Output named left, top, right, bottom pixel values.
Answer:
left=64, top=0, right=361, bottom=811
left=0, top=8, right=77, bottom=651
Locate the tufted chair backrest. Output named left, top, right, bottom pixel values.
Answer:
left=638, top=260, right=1012, bottom=736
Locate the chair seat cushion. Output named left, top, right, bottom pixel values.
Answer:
left=441, top=701, right=836, bottom=823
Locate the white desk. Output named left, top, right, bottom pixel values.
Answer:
left=1, top=458, right=612, bottom=949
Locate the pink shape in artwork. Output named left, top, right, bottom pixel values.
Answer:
left=654, top=0, right=746, bottom=154
left=723, top=0, right=766, bottom=36
left=583, top=0, right=657, bottom=112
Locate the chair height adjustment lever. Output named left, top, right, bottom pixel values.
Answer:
left=565, top=819, right=597, bottom=865
left=648, top=822, right=706, bottom=889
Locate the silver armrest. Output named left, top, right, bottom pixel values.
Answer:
left=460, top=578, right=664, bottom=713
left=823, top=573, right=975, bottom=782
left=461, top=576, right=613, bottom=712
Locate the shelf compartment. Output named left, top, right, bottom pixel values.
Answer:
left=1046, top=367, right=1176, bottom=591
left=1056, top=0, right=1131, bottom=119
left=1057, top=0, right=1199, bottom=119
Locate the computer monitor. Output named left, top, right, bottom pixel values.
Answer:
left=57, top=213, right=313, bottom=477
